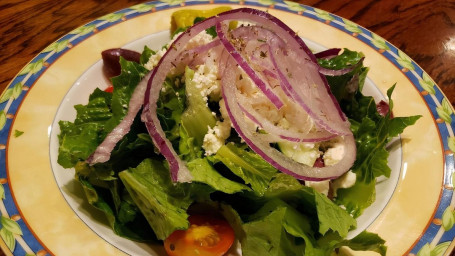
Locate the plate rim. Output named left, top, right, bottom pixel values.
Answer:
left=1, top=0, right=454, bottom=255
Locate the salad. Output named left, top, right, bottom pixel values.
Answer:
left=57, top=7, right=421, bottom=256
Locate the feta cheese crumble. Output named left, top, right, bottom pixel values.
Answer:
left=202, top=119, right=231, bottom=156
left=203, top=99, right=232, bottom=155
left=306, top=180, right=330, bottom=196
left=145, top=31, right=214, bottom=71
left=191, top=64, right=220, bottom=101
left=279, top=141, right=321, bottom=167
left=144, top=47, right=167, bottom=70
left=186, top=31, right=214, bottom=49
left=144, top=32, right=183, bottom=70
left=323, top=139, right=345, bottom=166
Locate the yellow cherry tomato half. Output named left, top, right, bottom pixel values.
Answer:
left=164, top=215, right=235, bottom=256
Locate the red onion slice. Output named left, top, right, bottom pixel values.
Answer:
left=141, top=8, right=356, bottom=182
left=266, top=37, right=350, bottom=135
left=176, top=39, right=222, bottom=68
left=216, top=23, right=284, bottom=109
left=86, top=37, right=220, bottom=167
left=141, top=16, right=223, bottom=183
left=222, top=58, right=356, bottom=181
left=221, top=23, right=348, bottom=136
left=214, top=11, right=351, bottom=136
left=87, top=33, right=219, bottom=168
left=141, top=9, right=283, bottom=182
left=228, top=25, right=302, bottom=100
left=236, top=93, right=337, bottom=143
left=87, top=72, right=151, bottom=164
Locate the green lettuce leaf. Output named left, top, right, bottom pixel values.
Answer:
left=215, top=143, right=277, bottom=195
left=187, top=158, right=249, bottom=194
left=156, top=75, right=186, bottom=139
left=265, top=173, right=356, bottom=238
left=314, top=192, right=356, bottom=237
left=58, top=89, right=113, bottom=168
left=140, top=45, right=155, bottom=65
left=318, top=50, right=421, bottom=218
left=346, top=89, right=420, bottom=215
left=239, top=197, right=385, bottom=256
left=58, top=122, right=104, bottom=168
left=76, top=167, right=155, bottom=242
left=106, top=57, right=148, bottom=131
left=335, top=231, right=387, bottom=255
left=336, top=180, right=376, bottom=218
left=241, top=204, right=306, bottom=256
left=74, top=94, right=113, bottom=125
left=119, top=158, right=193, bottom=240
left=317, top=49, right=364, bottom=70
left=348, top=85, right=421, bottom=183
left=178, top=127, right=203, bottom=161
left=180, top=67, right=217, bottom=147
left=58, top=58, right=147, bottom=168
left=57, top=57, right=162, bottom=241
left=318, top=49, right=369, bottom=100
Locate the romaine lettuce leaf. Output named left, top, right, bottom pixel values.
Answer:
left=241, top=205, right=306, bottom=256
left=317, top=49, right=364, bottom=70
left=239, top=197, right=385, bottom=256
left=336, top=180, right=376, bottom=218
left=348, top=85, right=421, bottom=183
left=318, top=49, right=369, bottom=102
left=76, top=166, right=156, bottom=242
left=73, top=114, right=160, bottom=241
left=57, top=57, right=161, bottom=242
left=335, top=86, right=420, bottom=216
left=58, top=89, right=113, bottom=168
left=265, top=173, right=356, bottom=238
left=106, top=57, right=148, bottom=131
left=178, top=127, right=203, bottom=161
left=180, top=67, right=217, bottom=147
left=156, top=75, right=186, bottom=141
left=58, top=58, right=147, bottom=168
left=140, top=45, right=155, bottom=66
left=119, top=158, right=193, bottom=240
left=187, top=158, right=249, bottom=194
left=334, top=231, right=387, bottom=255
left=318, top=50, right=421, bottom=218
left=118, top=157, right=249, bottom=240
left=215, top=143, right=277, bottom=195
left=58, top=122, right=104, bottom=168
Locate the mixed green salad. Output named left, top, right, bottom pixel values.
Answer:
left=57, top=7, right=420, bottom=256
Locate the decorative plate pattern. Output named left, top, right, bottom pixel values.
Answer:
left=1, top=0, right=454, bottom=255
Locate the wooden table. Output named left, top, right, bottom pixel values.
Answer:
left=0, top=0, right=453, bottom=256
left=1, top=0, right=454, bottom=106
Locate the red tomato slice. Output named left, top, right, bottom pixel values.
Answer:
left=104, top=85, right=114, bottom=93
left=164, top=215, right=235, bottom=256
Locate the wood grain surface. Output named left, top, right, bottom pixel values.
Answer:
left=0, top=0, right=454, bottom=256
left=1, top=0, right=454, bottom=106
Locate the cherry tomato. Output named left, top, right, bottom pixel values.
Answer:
left=104, top=85, right=114, bottom=93
left=164, top=215, right=235, bottom=256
